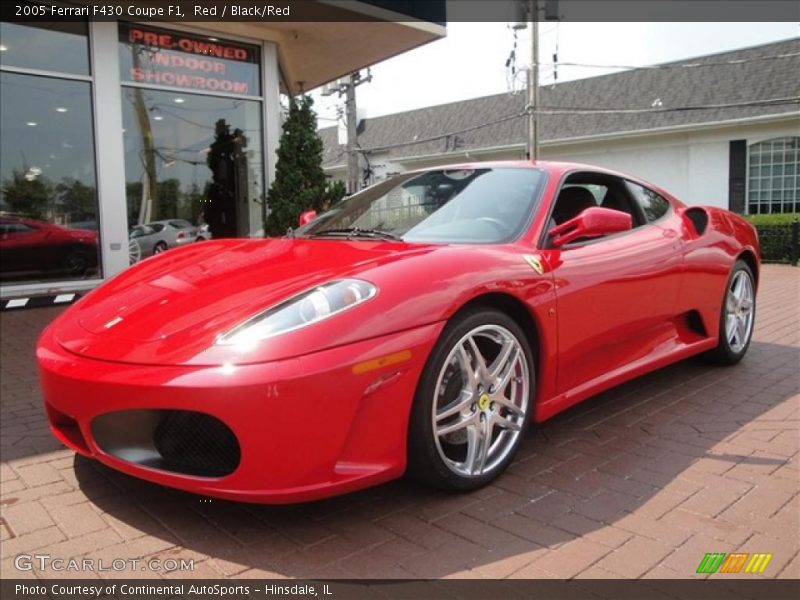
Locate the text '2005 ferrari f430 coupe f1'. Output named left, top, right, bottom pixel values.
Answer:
left=37, top=161, right=759, bottom=503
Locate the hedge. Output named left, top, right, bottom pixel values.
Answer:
left=743, top=213, right=799, bottom=264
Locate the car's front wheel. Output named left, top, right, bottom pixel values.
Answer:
left=407, top=307, right=534, bottom=491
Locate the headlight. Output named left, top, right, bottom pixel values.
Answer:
left=216, top=279, right=377, bottom=347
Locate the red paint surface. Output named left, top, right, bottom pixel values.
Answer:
left=37, top=161, right=760, bottom=502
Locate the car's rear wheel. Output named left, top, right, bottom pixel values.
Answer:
left=705, top=259, right=756, bottom=364
left=62, top=248, right=89, bottom=275
left=153, top=241, right=168, bottom=255
left=407, top=308, right=534, bottom=491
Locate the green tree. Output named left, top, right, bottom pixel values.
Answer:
left=154, top=178, right=180, bottom=221
left=1, top=170, right=52, bottom=219
left=325, top=179, right=347, bottom=208
left=184, top=182, right=203, bottom=224
left=266, top=95, right=328, bottom=235
left=56, top=179, right=96, bottom=221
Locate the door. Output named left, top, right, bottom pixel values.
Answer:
left=541, top=173, right=683, bottom=395
left=0, top=220, right=49, bottom=274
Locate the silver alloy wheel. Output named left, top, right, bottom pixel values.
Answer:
left=725, top=270, right=754, bottom=353
left=128, top=239, right=142, bottom=265
left=432, top=324, right=529, bottom=477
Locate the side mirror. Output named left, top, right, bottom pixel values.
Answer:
left=549, top=207, right=632, bottom=247
left=298, top=210, right=317, bottom=227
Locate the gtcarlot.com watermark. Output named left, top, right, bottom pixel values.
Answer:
left=14, top=553, right=194, bottom=573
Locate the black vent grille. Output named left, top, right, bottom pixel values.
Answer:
left=153, top=411, right=240, bottom=477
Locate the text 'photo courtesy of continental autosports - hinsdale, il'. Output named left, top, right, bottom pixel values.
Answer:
left=37, top=162, right=759, bottom=503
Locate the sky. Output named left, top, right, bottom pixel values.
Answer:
left=310, top=22, right=799, bottom=129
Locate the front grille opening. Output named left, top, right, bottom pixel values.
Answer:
left=91, top=409, right=240, bottom=478
left=154, top=411, right=240, bottom=477
left=46, top=403, right=90, bottom=454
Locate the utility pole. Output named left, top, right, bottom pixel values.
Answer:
left=323, top=70, right=372, bottom=195
left=526, top=0, right=540, bottom=161
left=344, top=74, right=360, bottom=195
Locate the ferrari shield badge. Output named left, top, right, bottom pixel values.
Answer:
left=523, top=254, right=545, bottom=275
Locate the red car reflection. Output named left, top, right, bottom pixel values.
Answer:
left=0, top=216, right=98, bottom=281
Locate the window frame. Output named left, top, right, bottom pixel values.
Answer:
left=117, top=21, right=268, bottom=244
left=0, top=21, right=92, bottom=77
left=540, top=170, right=667, bottom=249
left=746, top=136, right=799, bottom=215
left=0, top=19, right=278, bottom=298
left=624, top=179, right=673, bottom=225
left=0, top=20, right=103, bottom=293
left=116, top=21, right=264, bottom=102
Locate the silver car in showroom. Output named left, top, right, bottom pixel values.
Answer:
left=128, top=219, right=205, bottom=263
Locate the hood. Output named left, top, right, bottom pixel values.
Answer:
left=53, top=238, right=430, bottom=365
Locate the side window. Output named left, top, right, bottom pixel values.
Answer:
left=551, top=185, right=600, bottom=225
left=2, top=222, right=36, bottom=234
left=583, top=184, right=608, bottom=204
left=626, top=181, right=671, bottom=223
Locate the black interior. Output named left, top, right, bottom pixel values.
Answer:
left=552, top=172, right=647, bottom=228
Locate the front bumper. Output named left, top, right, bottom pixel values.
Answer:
left=37, top=322, right=443, bottom=503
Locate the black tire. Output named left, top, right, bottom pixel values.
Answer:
left=153, top=241, right=168, bottom=254
left=704, top=259, right=756, bottom=365
left=407, top=307, right=534, bottom=492
left=62, top=248, right=89, bottom=275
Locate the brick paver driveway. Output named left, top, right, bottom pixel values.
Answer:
left=1, top=265, right=797, bottom=580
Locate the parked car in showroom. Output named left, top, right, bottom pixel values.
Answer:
left=0, top=215, right=99, bottom=281
left=128, top=219, right=203, bottom=261
left=37, top=162, right=759, bottom=503
left=197, top=223, right=213, bottom=241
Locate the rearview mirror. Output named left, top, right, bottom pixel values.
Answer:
left=549, top=207, right=632, bottom=247
left=298, top=210, right=317, bottom=227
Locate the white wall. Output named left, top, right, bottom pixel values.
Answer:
left=329, top=116, right=799, bottom=210
left=544, top=117, right=799, bottom=208
left=546, top=137, right=694, bottom=201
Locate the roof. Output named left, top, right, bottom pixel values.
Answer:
left=320, top=38, right=800, bottom=168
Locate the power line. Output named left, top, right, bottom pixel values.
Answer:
left=357, top=97, right=799, bottom=153
left=542, top=51, right=800, bottom=73
left=360, top=111, right=528, bottom=153
left=535, top=97, right=799, bottom=115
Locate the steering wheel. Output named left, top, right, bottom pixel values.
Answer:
left=477, top=217, right=509, bottom=234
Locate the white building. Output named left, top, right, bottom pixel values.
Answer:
left=321, top=38, right=800, bottom=214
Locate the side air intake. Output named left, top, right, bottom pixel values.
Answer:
left=684, top=207, right=709, bottom=236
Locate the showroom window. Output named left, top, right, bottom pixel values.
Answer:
left=0, top=22, right=102, bottom=285
left=747, top=137, right=799, bottom=214
left=118, top=23, right=265, bottom=262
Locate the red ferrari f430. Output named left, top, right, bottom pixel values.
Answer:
left=37, top=162, right=759, bottom=502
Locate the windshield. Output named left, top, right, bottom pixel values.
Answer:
left=296, top=167, right=546, bottom=244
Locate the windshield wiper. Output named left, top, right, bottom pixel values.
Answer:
left=308, top=227, right=402, bottom=241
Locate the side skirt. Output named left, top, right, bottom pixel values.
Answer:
left=533, top=337, right=718, bottom=423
